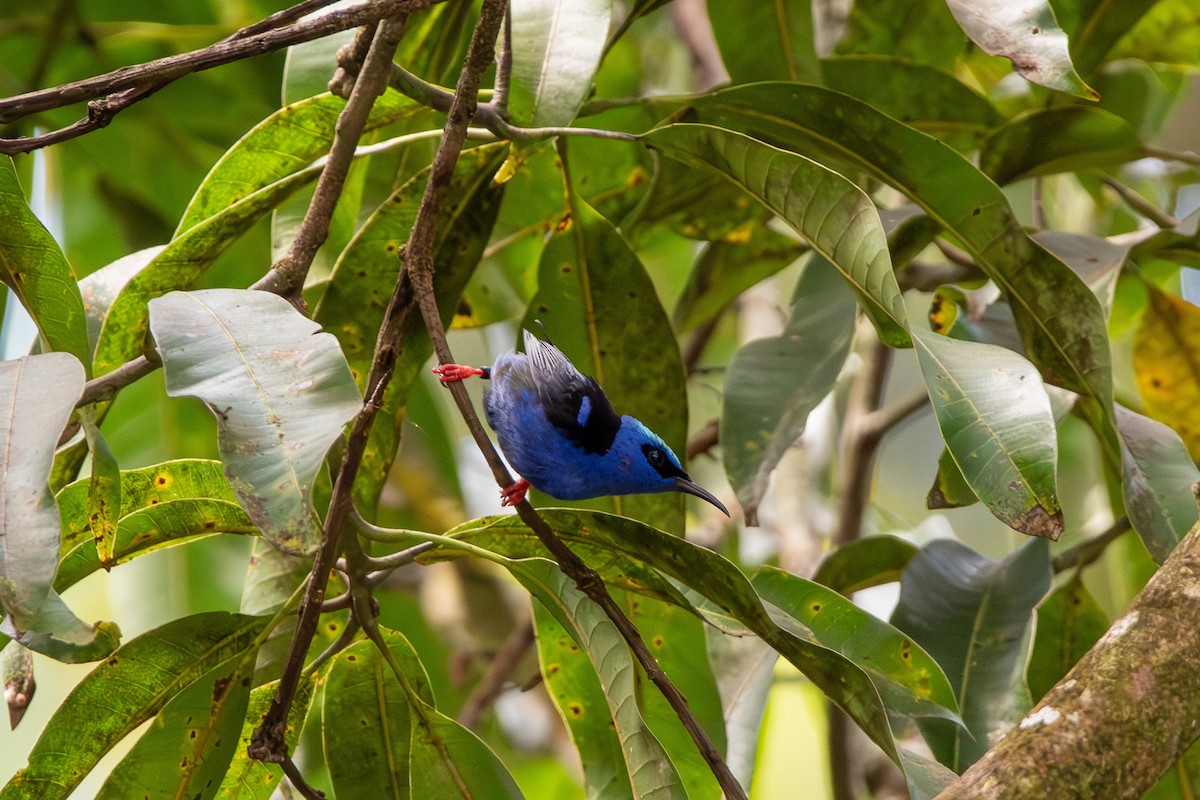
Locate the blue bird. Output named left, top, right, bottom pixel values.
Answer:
left=433, top=330, right=729, bottom=516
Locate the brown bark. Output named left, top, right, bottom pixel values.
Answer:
left=935, top=486, right=1200, bottom=799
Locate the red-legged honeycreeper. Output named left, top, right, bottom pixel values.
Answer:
left=433, top=329, right=729, bottom=516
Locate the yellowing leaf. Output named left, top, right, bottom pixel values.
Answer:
left=1134, top=287, right=1200, bottom=461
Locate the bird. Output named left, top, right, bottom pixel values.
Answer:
left=433, top=329, right=729, bottom=516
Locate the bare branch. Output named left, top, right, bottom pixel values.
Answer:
left=457, top=621, right=536, bottom=730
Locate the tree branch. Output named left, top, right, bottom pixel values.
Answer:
left=0, top=0, right=445, bottom=154
left=936, top=489, right=1200, bottom=800
left=457, top=620, right=536, bottom=731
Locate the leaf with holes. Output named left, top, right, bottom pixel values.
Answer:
left=149, top=290, right=361, bottom=554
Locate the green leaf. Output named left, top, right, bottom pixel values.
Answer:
left=509, top=559, right=689, bottom=800
left=315, top=143, right=507, bottom=514
left=0, top=590, right=121, bottom=663
left=1115, top=404, right=1200, bottom=563
left=1060, top=0, right=1166, bottom=75
left=836, top=0, right=963, bottom=71
left=1027, top=576, right=1108, bottom=702
left=508, top=0, right=612, bottom=127
left=444, top=510, right=907, bottom=764
left=524, top=191, right=688, bottom=531
left=891, top=538, right=1051, bottom=772
left=673, top=230, right=806, bottom=333
left=643, top=123, right=910, bottom=347
left=822, top=56, right=1003, bottom=145
left=944, top=0, right=1098, bottom=99
left=979, top=107, right=1143, bottom=185
left=1, top=612, right=268, bottom=800
left=629, top=153, right=770, bottom=243
left=682, top=84, right=1115, bottom=422
left=0, top=354, right=83, bottom=621
left=97, top=654, right=255, bottom=799
left=149, top=290, right=362, bottom=554
left=0, top=157, right=91, bottom=372
left=912, top=325, right=1062, bottom=539
left=812, top=535, right=918, bottom=595
left=177, top=91, right=419, bottom=234
left=78, top=409, right=121, bottom=567
left=533, top=603, right=634, bottom=799
left=216, top=675, right=316, bottom=799
left=706, top=633, right=775, bottom=788
left=721, top=256, right=857, bottom=518
left=408, top=709, right=525, bottom=800
left=1130, top=209, right=1200, bottom=265
left=322, top=632, right=434, bottom=800
left=899, top=747, right=957, bottom=800
left=708, top=0, right=820, bottom=84
left=752, top=566, right=960, bottom=723
left=926, top=446, right=979, bottom=510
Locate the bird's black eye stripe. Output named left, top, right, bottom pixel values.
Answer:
left=641, top=443, right=682, bottom=478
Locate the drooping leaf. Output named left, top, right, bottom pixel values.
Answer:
left=708, top=0, right=820, bottom=84
left=926, top=446, right=979, bottom=510
left=0, top=353, right=83, bottom=622
left=944, top=0, right=1098, bottom=98
left=1027, top=576, right=1109, bottom=702
left=706, top=631, right=775, bottom=789
left=149, top=289, right=362, bottom=554
left=1133, top=286, right=1200, bottom=461
left=673, top=230, right=807, bottom=333
left=681, top=84, right=1115, bottom=432
left=912, top=324, right=1062, bottom=539
left=1116, top=404, right=1200, bottom=563
left=891, top=538, right=1051, bottom=772
left=0, top=612, right=268, bottom=800
left=78, top=409, right=121, bottom=568
left=523, top=190, right=688, bottom=531
left=0, top=590, right=120, bottom=663
left=216, top=675, right=315, bottom=799
left=822, top=56, right=1003, bottom=146
left=533, top=603, right=633, bottom=799
left=508, top=0, right=612, bottom=127
left=812, top=535, right=918, bottom=595
left=97, top=654, right=255, bottom=799
left=753, top=566, right=960, bottom=723
left=979, top=107, right=1143, bottom=185
left=0, top=157, right=91, bottom=371
left=321, top=631, right=434, bottom=800
left=643, top=123, right=910, bottom=347
left=315, top=144, right=507, bottom=514
left=721, top=256, right=857, bottom=519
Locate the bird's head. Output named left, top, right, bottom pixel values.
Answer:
left=613, top=418, right=730, bottom=516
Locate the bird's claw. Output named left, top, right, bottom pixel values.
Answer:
left=500, top=478, right=531, bottom=507
left=432, top=364, right=484, bottom=384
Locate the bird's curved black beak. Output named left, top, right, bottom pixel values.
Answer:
left=674, top=476, right=730, bottom=517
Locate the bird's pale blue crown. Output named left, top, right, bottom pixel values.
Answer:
left=481, top=330, right=728, bottom=515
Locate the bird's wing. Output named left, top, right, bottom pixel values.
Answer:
left=523, top=330, right=621, bottom=455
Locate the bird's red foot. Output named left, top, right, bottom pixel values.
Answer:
left=432, top=364, right=485, bottom=384
left=500, top=478, right=531, bottom=507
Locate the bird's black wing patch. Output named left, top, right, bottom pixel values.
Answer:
left=525, top=331, right=621, bottom=454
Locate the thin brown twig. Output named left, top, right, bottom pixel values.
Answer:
left=1052, top=517, right=1133, bottom=573
left=252, top=16, right=401, bottom=302
left=457, top=620, right=536, bottom=730
left=0, top=0, right=445, bottom=153
left=686, top=417, right=720, bottom=461
left=1100, top=175, right=1180, bottom=229
left=280, top=755, right=326, bottom=800
left=248, top=17, right=409, bottom=762
left=75, top=351, right=159, bottom=408
left=834, top=333, right=892, bottom=548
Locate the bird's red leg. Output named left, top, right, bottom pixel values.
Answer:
left=500, top=478, right=531, bottom=507
left=432, top=364, right=486, bottom=384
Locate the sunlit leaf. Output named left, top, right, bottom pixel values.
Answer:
left=979, top=107, right=1143, bottom=185
left=643, top=123, right=910, bottom=347
left=944, top=0, right=1097, bottom=98
left=524, top=190, right=688, bottom=531
left=912, top=328, right=1062, bottom=538
left=721, top=256, right=857, bottom=520
left=892, top=538, right=1051, bottom=772
left=509, top=0, right=611, bottom=127
left=1027, top=576, right=1108, bottom=702
left=315, top=144, right=507, bottom=514
left=0, top=157, right=91, bottom=371
left=150, top=289, right=361, bottom=554
left=812, top=535, right=918, bottom=595
left=682, top=84, right=1114, bottom=431
left=1116, top=404, right=1200, bottom=563
left=216, top=675, right=315, bottom=799
left=709, top=0, right=820, bottom=83
left=1133, top=286, right=1200, bottom=461
left=97, top=654, right=255, bottom=799
left=0, top=612, right=268, bottom=800
left=78, top=409, right=120, bottom=567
